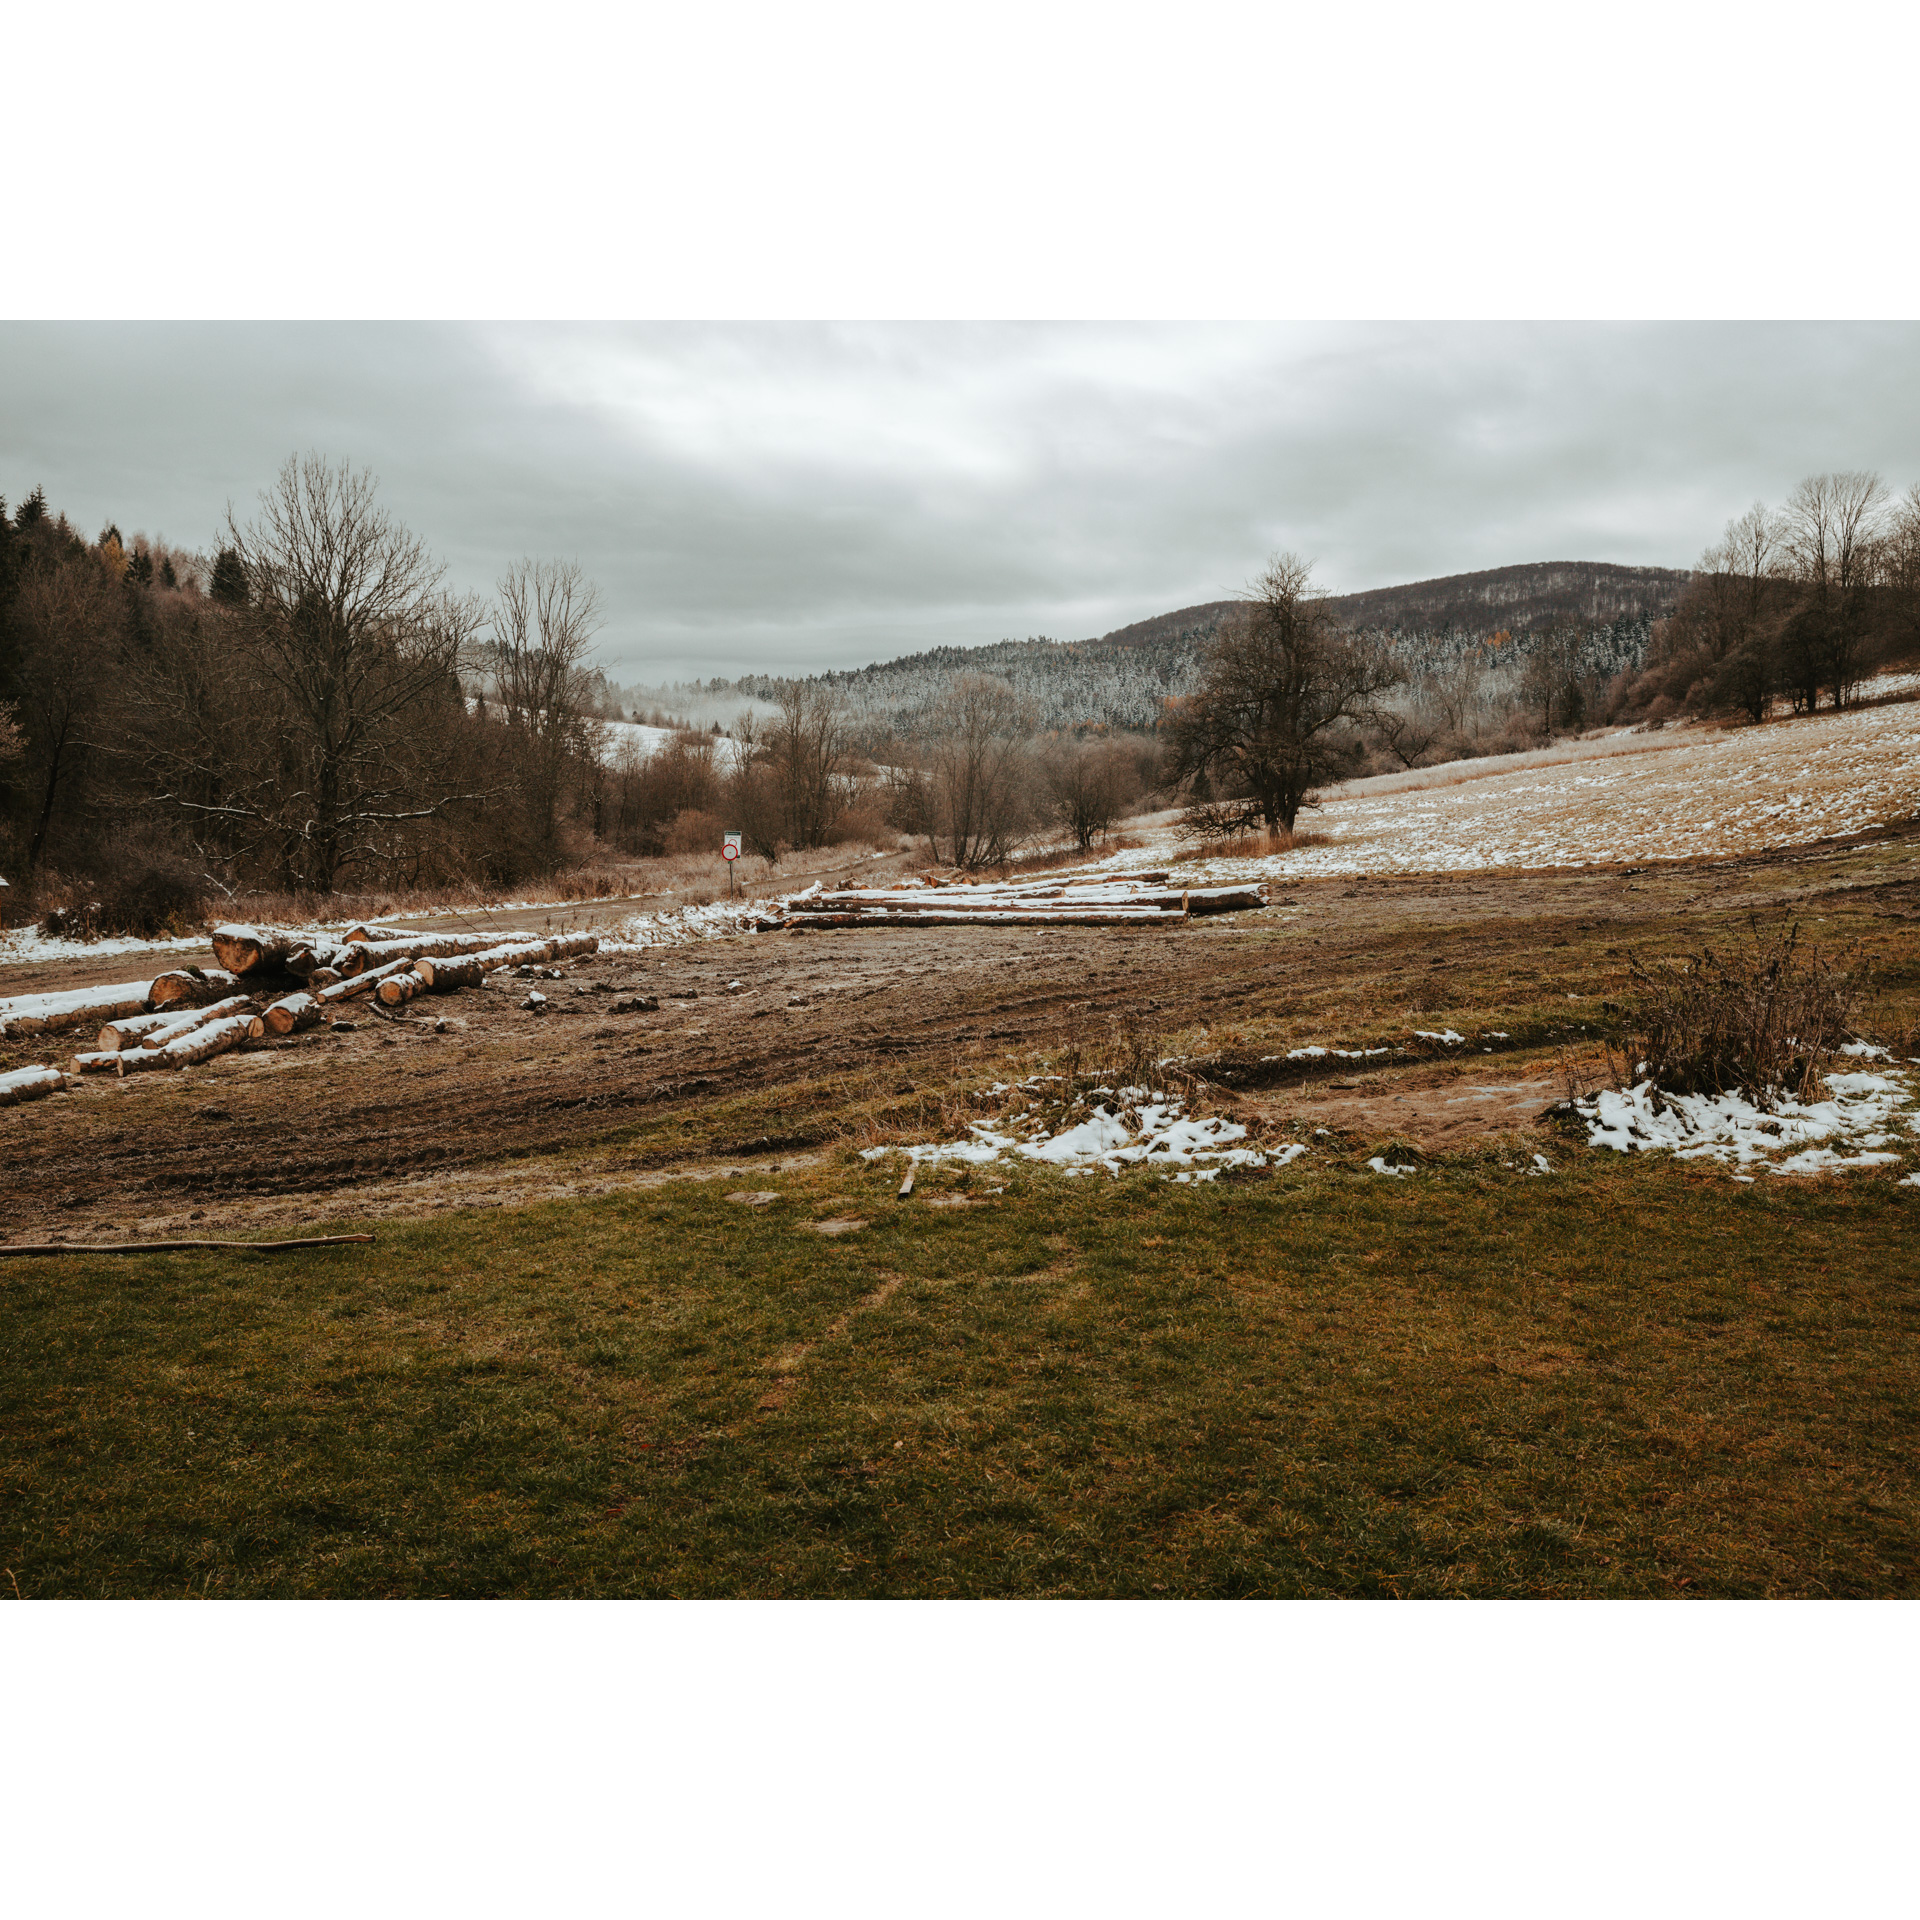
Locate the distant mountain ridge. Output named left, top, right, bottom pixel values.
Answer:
left=714, top=559, right=1689, bottom=736
left=1092, top=560, right=1690, bottom=652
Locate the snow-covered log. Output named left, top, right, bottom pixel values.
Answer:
left=549, top=932, right=600, bottom=960
left=784, top=881, right=1263, bottom=919
left=140, top=995, right=253, bottom=1049
left=316, top=957, right=415, bottom=1004
left=71, top=1050, right=123, bottom=1074
left=334, top=931, right=505, bottom=977
left=252, top=992, right=321, bottom=1037
left=375, top=969, right=428, bottom=1008
left=96, top=1010, right=179, bottom=1051
left=157, top=1012, right=255, bottom=1069
left=119, top=1012, right=254, bottom=1073
left=149, top=968, right=239, bottom=1009
left=415, top=940, right=553, bottom=988
left=210, top=924, right=319, bottom=976
left=0, top=980, right=155, bottom=1037
left=0, top=1064, right=69, bottom=1106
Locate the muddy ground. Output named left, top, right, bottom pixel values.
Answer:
left=5, top=825, right=1918, bottom=1243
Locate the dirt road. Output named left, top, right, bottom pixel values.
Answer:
left=5, top=825, right=1918, bottom=1241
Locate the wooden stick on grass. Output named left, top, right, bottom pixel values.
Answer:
left=0, top=1234, right=375, bottom=1258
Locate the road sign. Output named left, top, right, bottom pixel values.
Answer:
left=723, top=833, right=742, bottom=861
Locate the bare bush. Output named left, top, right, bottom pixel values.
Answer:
left=1619, top=919, right=1864, bottom=1103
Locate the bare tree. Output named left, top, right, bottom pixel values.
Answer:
left=1780, top=471, right=1889, bottom=707
left=1882, top=484, right=1920, bottom=664
left=762, top=679, right=852, bottom=849
left=491, top=557, right=604, bottom=869
left=1167, top=555, right=1398, bottom=833
left=921, top=674, right=1036, bottom=866
left=10, top=557, right=121, bottom=871
left=156, top=455, right=487, bottom=892
left=1042, top=736, right=1140, bottom=849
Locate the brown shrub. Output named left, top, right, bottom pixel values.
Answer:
left=1620, top=918, right=1863, bottom=1102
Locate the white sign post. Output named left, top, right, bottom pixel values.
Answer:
left=723, top=831, right=742, bottom=895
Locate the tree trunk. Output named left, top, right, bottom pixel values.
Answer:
left=96, top=1010, right=180, bottom=1051
left=0, top=1065, right=69, bottom=1106
left=140, top=995, right=254, bottom=1049
left=149, top=969, right=240, bottom=1009
left=210, top=924, right=316, bottom=976
left=250, top=992, right=321, bottom=1037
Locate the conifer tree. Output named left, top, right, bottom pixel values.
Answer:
left=209, top=546, right=248, bottom=606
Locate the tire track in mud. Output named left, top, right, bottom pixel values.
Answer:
left=10, top=828, right=1918, bottom=1225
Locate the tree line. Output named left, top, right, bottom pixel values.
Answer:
left=6, top=457, right=1915, bottom=932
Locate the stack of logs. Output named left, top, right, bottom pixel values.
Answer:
left=775, top=872, right=1267, bottom=930
left=0, top=921, right=598, bottom=1105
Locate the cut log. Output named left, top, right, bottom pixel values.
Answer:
left=0, top=980, right=155, bottom=1037
left=253, top=992, right=321, bottom=1037
left=97, top=1010, right=179, bottom=1051
left=334, top=931, right=504, bottom=977
left=376, top=969, right=428, bottom=1008
left=148, top=968, right=239, bottom=1009
left=549, top=932, right=600, bottom=960
left=415, top=940, right=552, bottom=989
left=209, top=924, right=319, bottom=976
left=70, top=1050, right=123, bottom=1074
left=0, top=1064, right=69, bottom=1106
left=308, top=967, right=343, bottom=990
left=316, top=957, right=416, bottom=1004
left=140, top=995, right=253, bottom=1049
left=133, top=1011, right=255, bottom=1072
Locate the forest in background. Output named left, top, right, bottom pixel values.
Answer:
left=4, top=458, right=1918, bottom=934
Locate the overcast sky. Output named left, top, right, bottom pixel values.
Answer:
left=3, top=321, right=1915, bottom=685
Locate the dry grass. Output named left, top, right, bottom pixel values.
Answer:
left=1617, top=918, right=1865, bottom=1102
left=1184, top=826, right=1331, bottom=862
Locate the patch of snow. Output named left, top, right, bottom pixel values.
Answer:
left=862, top=1094, right=1282, bottom=1180
left=1577, top=1069, right=1915, bottom=1176
left=1414, top=1029, right=1467, bottom=1045
left=1366, top=1156, right=1418, bottom=1177
left=1531, top=1154, right=1553, bottom=1175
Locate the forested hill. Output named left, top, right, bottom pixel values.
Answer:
left=710, top=559, right=1689, bottom=736
left=1093, top=560, right=1690, bottom=652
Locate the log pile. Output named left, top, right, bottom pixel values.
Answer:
left=6, top=923, right=600, bottom=1104
left=773, top=874, right=1266, bottom=930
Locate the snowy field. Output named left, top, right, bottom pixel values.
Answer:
left=1091, top=694, right=1920, bottom=885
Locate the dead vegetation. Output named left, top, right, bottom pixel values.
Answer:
left=1616, top=918, right=1865, bottom=1102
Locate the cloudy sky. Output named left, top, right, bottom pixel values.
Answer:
left=3, top=321, right=1915, bottom=685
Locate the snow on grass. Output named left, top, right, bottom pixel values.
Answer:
left=0, top=927, right=206, bottom=968
left=1577, top=1069, right=1917, bottom=1175
left=1075, top=693, right=1920, bottom=884
left=863, top=1091, right=1300, bottom=1183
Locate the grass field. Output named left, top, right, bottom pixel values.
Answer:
left=6, top=1144, right=1915, bottom=1599
left=8, top=826, right=1920, bottom=1599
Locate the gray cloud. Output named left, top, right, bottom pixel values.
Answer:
left=2, top=322, right=1915, bottom=683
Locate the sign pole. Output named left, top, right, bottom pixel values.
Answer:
left=724, top=831, right=742, bottom=896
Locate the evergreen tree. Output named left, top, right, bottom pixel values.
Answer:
left=129, top=547, right=154, bottom=587
left=160, top=556, right=178, bottom=590
left=209, top=546, right=248, bottom=606
left=16, top=485, right=47, bottom=531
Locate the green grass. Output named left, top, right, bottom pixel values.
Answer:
left=6, top=1149, right=1917, bottom=1597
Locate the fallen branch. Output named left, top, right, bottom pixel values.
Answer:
left=0, top=1234, right=376, bottom=1258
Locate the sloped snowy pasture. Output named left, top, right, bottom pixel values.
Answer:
left=1084, top=695, right=1920, bottom=884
